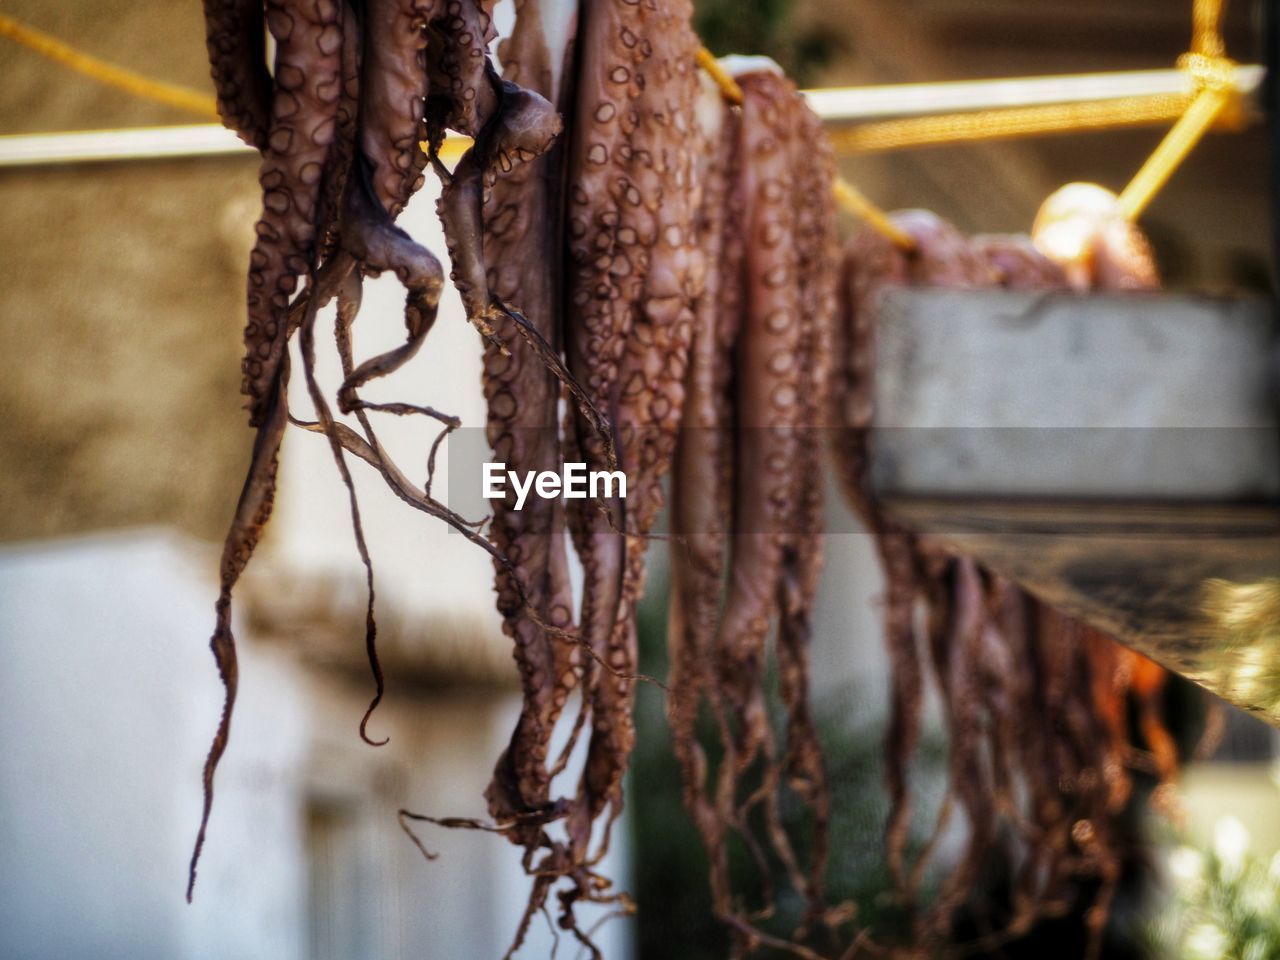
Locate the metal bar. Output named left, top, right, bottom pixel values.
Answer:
left=0, top=124, right=250, bottom=167
left=0, top=65, right=1265, bottom=168
left=804, top=64, right=1263, bottom=121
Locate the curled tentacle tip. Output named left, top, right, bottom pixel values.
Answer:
left=397, top=809, right=442, bottom=861
left=358, top=716, right=386, bottom=752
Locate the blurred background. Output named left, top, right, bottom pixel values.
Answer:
left=1, top=1, right=1277, bottom=958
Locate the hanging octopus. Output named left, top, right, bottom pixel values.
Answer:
left=666, top=61, right=842, bottom=958
left=404, top=1, right=710, bottom=953
left=827, top=198, right=1188, bottom=957
left=189, top=0, right=567, bottom=904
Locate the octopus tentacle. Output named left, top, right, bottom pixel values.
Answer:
left=668, top=83, right=740, bottom=919
left=202, top=0, right=274, bottom=150
left=772, top=96, right=838, bottom=924
left=241, top=0, right=344, bottom=427
left=559, top=0, right=652, bottom=865
left=336, top=169, right=446, bottom=406
left=714, top=68, right=804, bottom=784
left=187, top=354, right=289, bottom=901
left=479, top=0, right=575, bottom=833
left=296, top=267, right=390, bottom=746
left=359, top=0, right=437, bottom=220
left=574, top=0, right=705, bottom=869
left=832, top=200, right=1183, bottom=956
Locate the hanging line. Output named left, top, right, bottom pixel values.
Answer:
left=696, top=46, right=915, bottom=251
left=0, top=10, right=910, bottom=249
left=0, top=13, right=219, bottom=120
left=823, top=0, right=1244, bottom=230
left=3, top=8, right=1237, bottom=241
left=827, top=92, right=1225, bottom=155
left=0, top=12, right=475, bottom=164
left=1116, top=0, right=1239, bottom=219
left=829, top=0, right=1247, bottom=161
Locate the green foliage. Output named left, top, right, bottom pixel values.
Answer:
left=693, top=0, right=843, bottom=86
left=1148, top=820, right=1280, bottom=960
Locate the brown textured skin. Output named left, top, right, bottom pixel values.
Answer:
left=339, top=174, right=446, bottom=400
left=772, top=95, right=838, bottom=921
left=479, top=0, right=577, bottom=835
left=202, top=0, right=274, bottom=150
left=187, top=356, right=288, bottom=901
left=437, top=68, right=562, bottom=336
left=559, top=0, right=654, bottom=861
left=193, top=0, right=567, bottom=911
left=665, top=71, right=841, bottom=952
left=973, top=234, right=1069, bottom=289
left=429, top=0, right=499, bottom=137
left=715, top=70, right=806, bottom=777
left=668, top=94, right=740, bottom=917
left=359, top=0, right=437, bottom=219
left=193, top=0, right=347, bottom=901
left=572, top=0, right=704, bottom=865
left=241, top=0, right=344, bottom=427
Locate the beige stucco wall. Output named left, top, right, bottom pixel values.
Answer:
left=1, top=2, right=259, bottom=544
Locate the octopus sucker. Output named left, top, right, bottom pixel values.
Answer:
left=202, top=0, right=275, bottom=150
left=241, top=0, right=345, bottom=428
left=359, top=0, right=437, bottom=220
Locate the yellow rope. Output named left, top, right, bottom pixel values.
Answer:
left=829, top=92, right=1200, bottom=155
left=1116, top=83, right=1232, bottom=219
left=0, top=13, right=219, bottom=119
left=0, top=12, right=482, bottom=163
left=1191, top=0, right=1227, bottom=57
left=2, top=6, right=1237, bottom=244
left=695, top=46, right=914, bottom=250
left=1116, top=0, right=1237, bottom=219
left=695, top=47, right=745, bottom=106
left=832, top=179, right=915, bottom=251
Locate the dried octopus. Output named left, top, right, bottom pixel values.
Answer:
left=667, top=63, right=840, bottom=958
left=197, top=0, right=722, bottom=952
left=828, top=197, right=1183, bottom=957
left=190, top=0, right=569, bottom=904
left=464, top=1, right=714, bottom=950
left=194, top=3, right=1192, bottom=956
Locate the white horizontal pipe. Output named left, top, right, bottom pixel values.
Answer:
left=804, top=64, right=1264, bottom=121
left=0, top=65, right=1264, bottom=168
left=0, top=123, right=251, bottom=167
